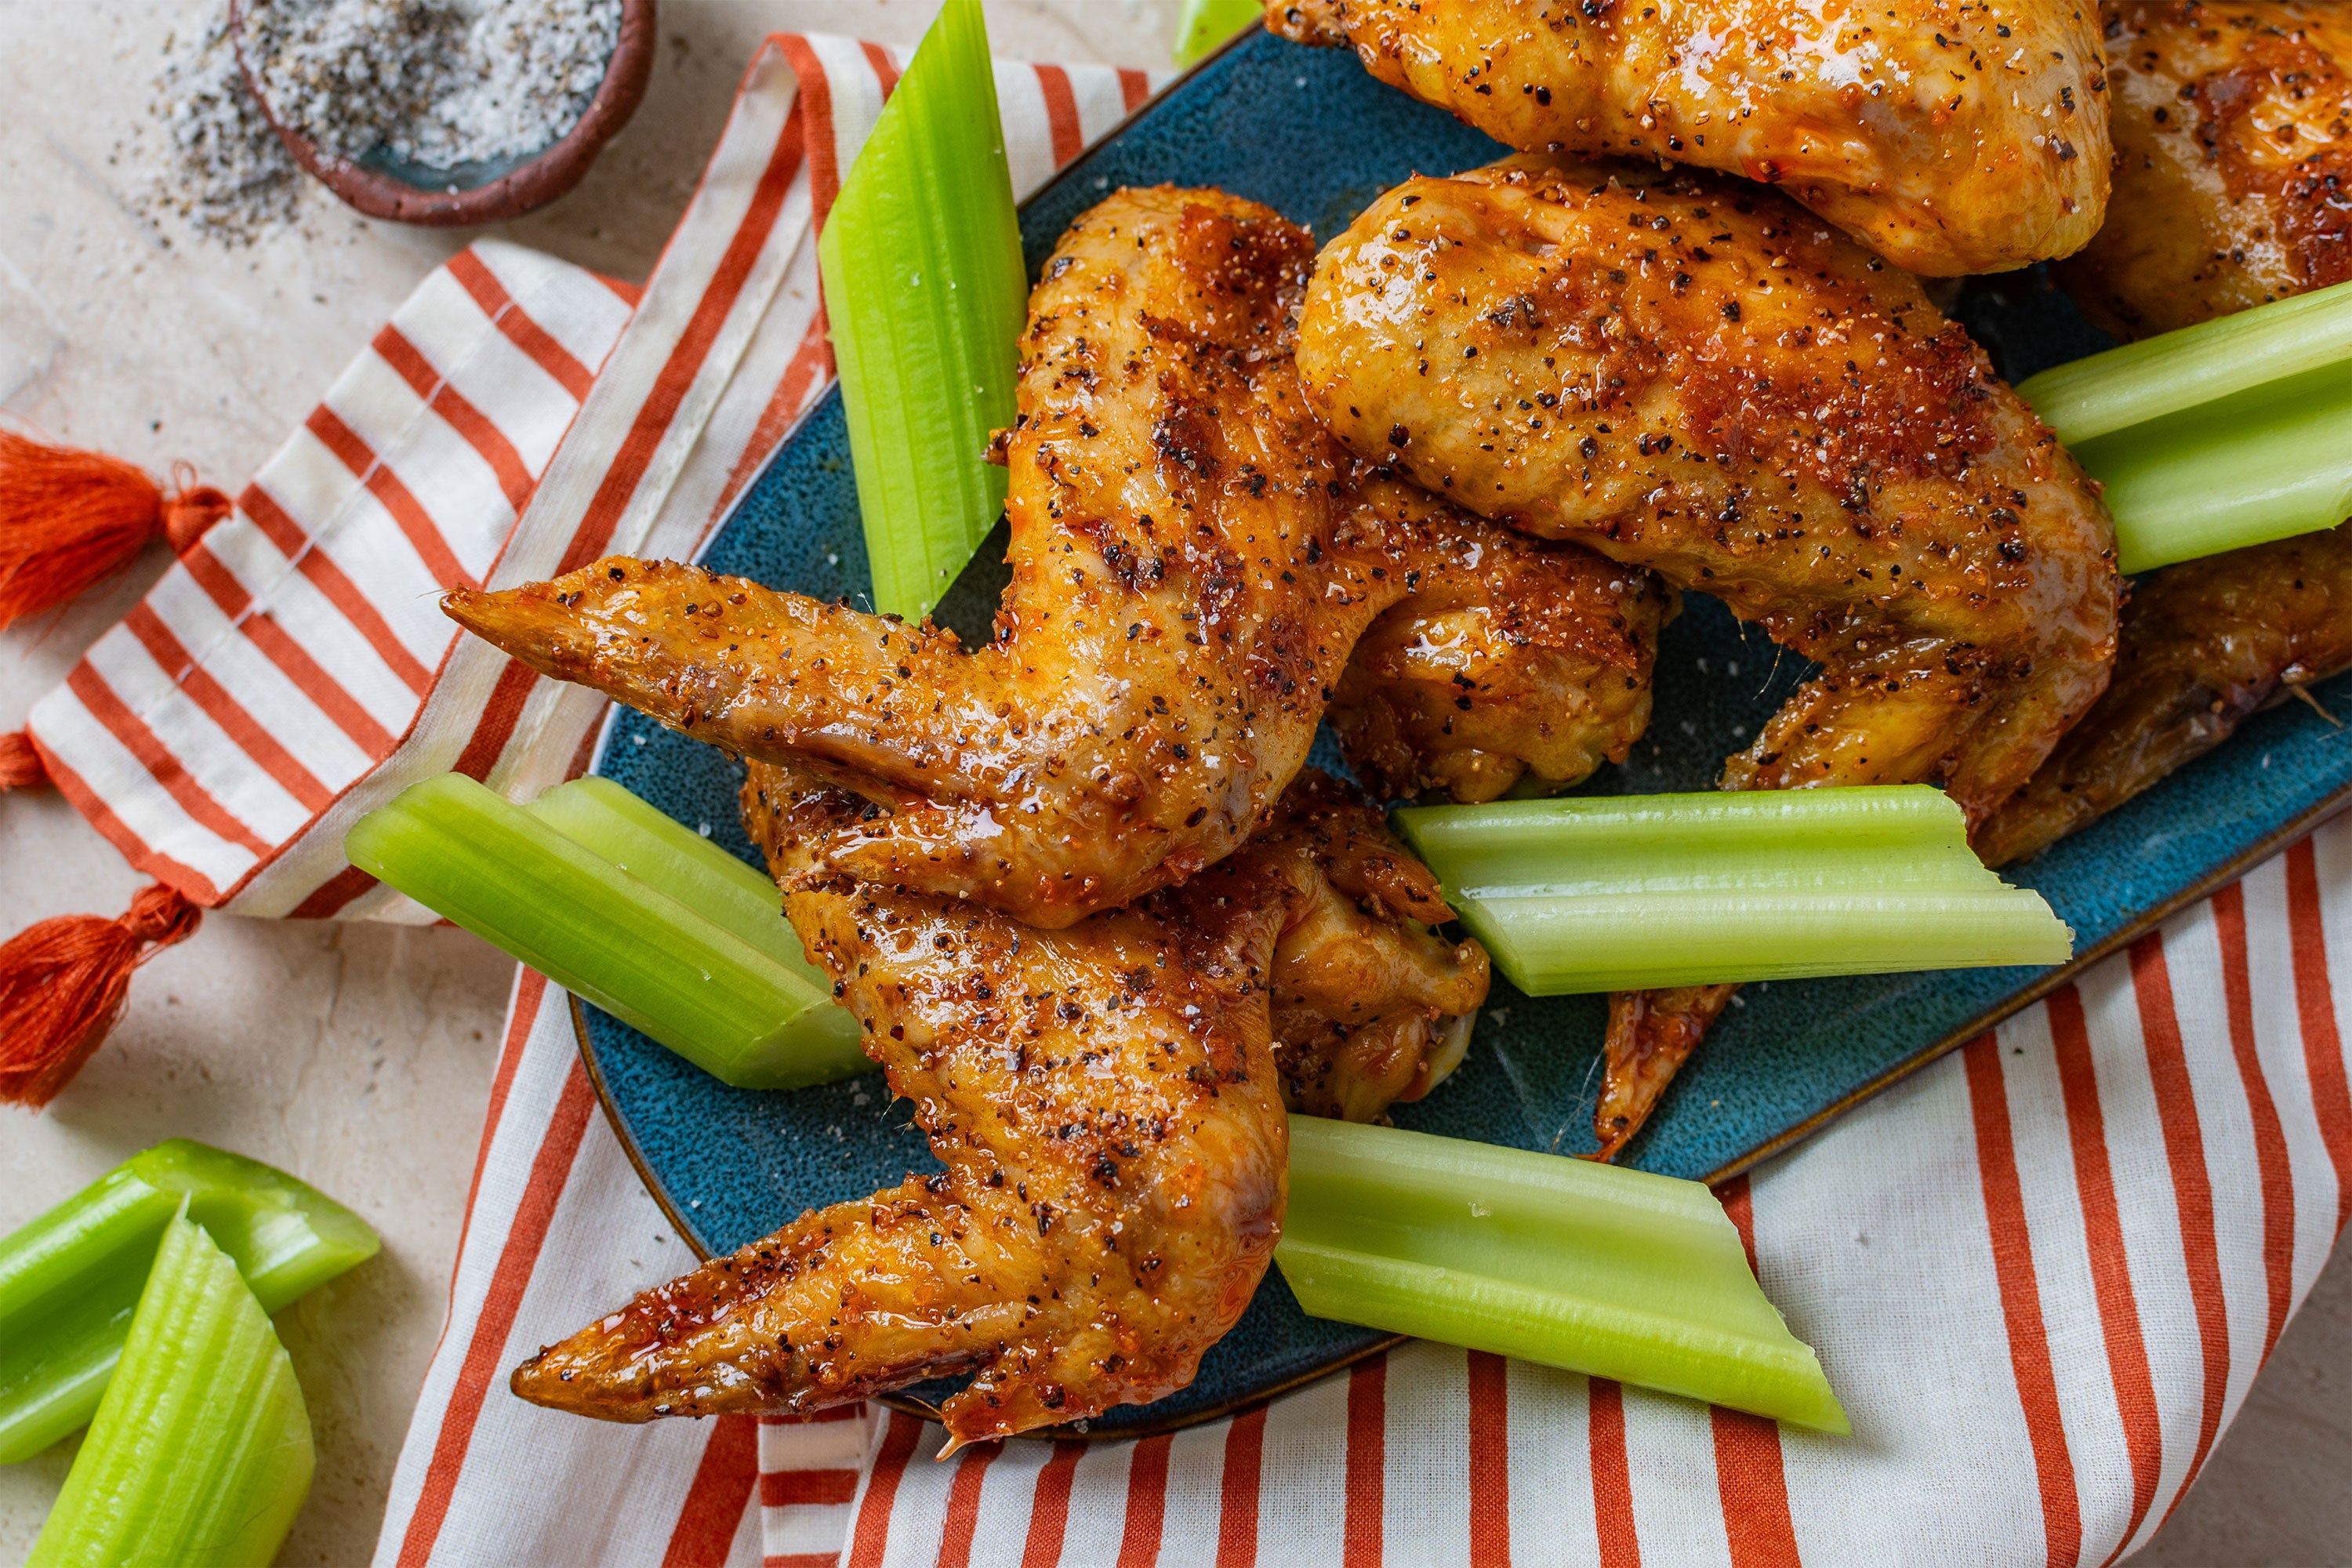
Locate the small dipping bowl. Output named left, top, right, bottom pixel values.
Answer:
left=230, top=0, right=657, bottom=227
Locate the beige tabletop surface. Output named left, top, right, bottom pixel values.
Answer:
left=1, top=2, right=2344, bottom=1563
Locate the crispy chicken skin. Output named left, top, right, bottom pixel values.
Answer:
left=1298, top=155, right=2122, bottom=1155
left=1331, top=477, right=1668, bottom=802
left=508, top=769, right=1483, bottom=1442
left=1265, top=0, right=2112, bottom=276
left=2060, top=1, right=2352, bottom=337
left=1977, top=524, right=2352, bottom=863
left=448, top=187, right=1659, bottom=928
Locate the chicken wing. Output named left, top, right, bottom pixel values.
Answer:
left=1266, top=0, right=2113, bottom=276
left=1330, top=476, right=1669, bottom=803
left=1296, top=154, right=2121, bottom=1154
left=508, top=769, right=1483, bottom=1443
left=1977, top=524, right=2352, bottom=863
left=1976, top=5, right=2352, bottom=864
left=2059, top=1, right=2352, bottom=338
left=448, top=187, right=1659, bottom=929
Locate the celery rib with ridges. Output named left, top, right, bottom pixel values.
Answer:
left=344, top=775, right=869, bottom=1091
left=818, top=0, right=1026, bottom=621
left=1392, top=787, right=2071, bottom=995
left=1279, top=1117, right=1848, bottom=1432
left=2019, top=279, right=2352, bottom=573
left=27, top=1213, right=314, bottom=1568
left=0, top=1140, right=376, bottom=1465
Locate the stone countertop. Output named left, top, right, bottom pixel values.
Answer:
left=0, top=2, right=2342, bottom=1563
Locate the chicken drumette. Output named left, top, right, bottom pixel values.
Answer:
left=1295, top=154, right=2120, bottom=1153
left=508, top=768, right=1483, bottom=1443
left=448, top=187, right=1662, bottom=931
left=1266, top=0, right=2113, bottom=275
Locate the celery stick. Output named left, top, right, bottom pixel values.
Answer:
left=1174, top=0, right=1263, bottom=65
left=27, top=1214, right=313, bottom=1568
left=2020, top=275, right=2352, bottom=444
left=1392, top=787, right=2071, bottom=995
left=526, top=778, right=862, bottom=1065
left=2071, top=357, right=2352, bottom=573
left=1454, top=890, right=2072, bottom=993
left=1393, top=787, right=1980, bottom=897
left=818, top=0, right=1026, bottom=621
left=528, top=779, right=822, bottom=978
left=1279, top=1116, right=1848, bottom=1432
left=345, top=775, right=869, bottom=1091
left=0, top=1141, right=375, bottom=1465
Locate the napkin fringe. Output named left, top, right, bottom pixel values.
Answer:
left=0, top=882, right=202, bottom=1109
left=0, top=731, right=46, bottom=792
left=0, top=428, right=230, bottom=631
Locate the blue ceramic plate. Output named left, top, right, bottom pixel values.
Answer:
left=575, top=30, right=2352, bottom=1436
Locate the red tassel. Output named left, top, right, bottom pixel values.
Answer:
left=0, top=884, right=202, bottom=1109
left=0, top=731, right=46, bottom=792
left=0, top=429, right=230, bottom=631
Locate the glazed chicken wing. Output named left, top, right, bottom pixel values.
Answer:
left=448, top=187, right=1661, bottom=929
left=1331, top=476, right=1669, bottom=803
left=509, top=769, right=1484, bottom=1443
left=2060, top=0, right=2352, bottom=337
left=1979, top=5, right=2352, bottom=863
left=1978, top=524, right=2352, bottom=864
left=1296, top=154, right=2121, bottom=1154
left=1267, top=0, right=2113, bottom=275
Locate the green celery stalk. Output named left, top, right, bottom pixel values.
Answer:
left=1392, top=787, right=2070, bottom=996
left=1174, top=0, right=1264, bottom=65
left=344, top=775, right=869, bottom=1091
left=1279, top=1114, right=1844, bottom=1439
left=2070, top=358, right=2352, bottom=573
left=526, top=777, right=829, bottom=982
left=2020, top=275, right=2352, bottom=444
left=0, top=1141, right=375, bottom=1465
left=1394, top=786, right=1980, bottom=897
left=1454, top=891, right=2072, bottom=993
left=1279, top=1116, right=1848, bottom=1432
left=27, top=1213, right=313, bottom=1568
left=818, top=0, right=1026, bottom=621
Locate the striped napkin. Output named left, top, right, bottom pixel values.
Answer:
left=17, top=28, right=2344, bottom=1568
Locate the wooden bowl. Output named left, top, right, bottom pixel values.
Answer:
left=230, top=0, right=657, bottom=227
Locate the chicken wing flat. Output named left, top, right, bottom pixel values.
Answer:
left=508, top=769, right=1483, bottom=1443
left=1266, top=0, right=2112, bottom=276
left=1977, top=524, right=2352, bottom=864
left=448, top=187, right=1659, bottom=929
left=1296, top=154, right=2121, bottom=1155
left=2060, top=1, right=2352, bottom=338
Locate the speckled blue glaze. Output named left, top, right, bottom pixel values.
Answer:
left=576, top=27, right=2352, bottom=1435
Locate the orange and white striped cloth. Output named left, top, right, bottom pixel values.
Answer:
left=21, top=32, right=1155, bottom=924
left=15, top=24, right=2344, bottom=1567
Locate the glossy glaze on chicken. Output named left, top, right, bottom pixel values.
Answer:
left=1979, top=523, right=2352, bottom=864
left=449, top=187, right=1661, bottom=931
left=1268, top=0, right=2114, bottom=275
left=1296, top=154, right=2122, bottom=1153
left=508, top=768, right=1483, bottom=1443
left=1981, top=2, right=2352, bottom=864
left=2062, top=0, right=2352, bottom=337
